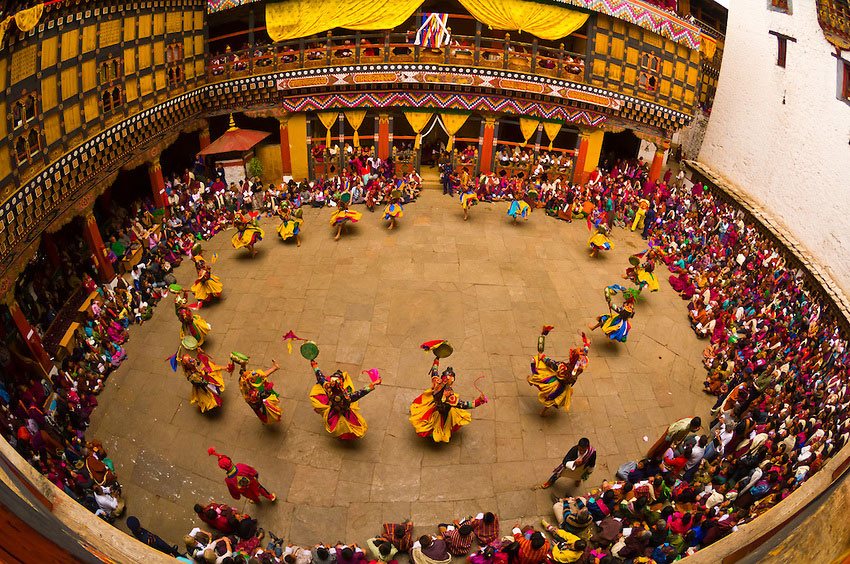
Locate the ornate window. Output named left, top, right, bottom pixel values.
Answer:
left=167, top=42, right=185, bottom=86
left=640, top=53, right=660, bottom=92
left=12, top=94, right=37, bottom=129
left=14, top=128, right=41, bottom=166
left=14, top=137, right=29, bottom=164
left=98, top=57, right=124, bottom=114
left=99, top=57, right=123, bottom=84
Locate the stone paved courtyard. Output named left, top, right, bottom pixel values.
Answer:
left=88, top=180, right=714, bottom=547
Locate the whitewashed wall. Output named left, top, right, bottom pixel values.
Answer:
left=699, top=1, right=850, bottom=295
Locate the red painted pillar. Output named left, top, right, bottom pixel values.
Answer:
left=199, top=126, right=211, bottom=150
left=572, top=132, right=590, bottom=185
left=8, top=300, right=53, bottom=373
left=649, top=146, right=666, bottom=184
left=147, top=158, right=170, bottom=217
left=479, top=116, right=497, bottom=174
left=278, top=115, right=292, bottom=177
left=377, top=113, right=390, bottom=160
left=41, top=232, right=61, bottom=267
left=82, top=213, right=115, bottom=282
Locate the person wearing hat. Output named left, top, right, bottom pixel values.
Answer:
left=307, top=358, right=381, bottom=439
left=276, top=201, right=303, bottom=247
left=587, top=218, right=614, bottom=258
left=507, top=185, right=531, bottom=225
left=207, top=447, right=276, bottom=503
left=527, top=326, right=591, bottom=417
left=409, top=346, right=487, bottom=443
left=459, top=169, right=478, bottom=221
left=180, top=348, right=227, bottom=413
left=234, top=358, right=282, bottom=425
left=329, top=192, right=362, bottom=240
left=232, top=211, right=264, bottom=257
left=174, top=290, right=211, bottom=346
left=126, top=516, right=180, bottom=556
left=383, top=184, right=404, bottom=231
left=190, top=253, right=223, bottom=305
left=587, top=286, right=637, bottom=343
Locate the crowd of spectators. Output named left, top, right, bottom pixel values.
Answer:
left=3, top=145, right=849, bottom=563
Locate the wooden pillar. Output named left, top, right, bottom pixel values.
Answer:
left=41, top=232, right=61, bottom=268
left=147, top=158, right=170, bottom=217
left=572, top=131, right=590, bottom=185
left=479, top=115, right=497, bottom=174
left=8, top=301, right=53, bottom=373
left=278, top=115, right=292, bottom=177
left=82, top=213, right=115, bottom=282
left=377, top=113, right=390, bottom=160
left=199, top=126, right=211, bottom=150
left=649, top=145, right=666, bottom=184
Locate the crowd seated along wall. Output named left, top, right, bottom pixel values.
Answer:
left=0, top=0, right=207, bottom=287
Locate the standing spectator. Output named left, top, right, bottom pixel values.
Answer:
left=126, top=516, right=180, bottom=556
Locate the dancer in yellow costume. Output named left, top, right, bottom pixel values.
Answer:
left=276, top=202, right=303, bottom=247
left=174, top=290, right=210, bottom=346
left=330, top=193, right=362, bottom=240
left=527, top=326, right=590, bottom=417
left=307, top=358, right=381, bottom=439
left=383, top=186, right=404, bottom=230
left=409, top=340, right=487, bottom=443
left=623, top=254, right=660, bottom=292
left=190, top=253, right=223, bottom=305
left=179, top=348, right=227, bottom=413
left=230, top=355, right=282, bottom=424
left=587, top=286, right=638, bottom=343
left=587, top=220, right=614, bottom=258
left=232, top=212, right=264, bottom=257
left=460, top=182, right=478, bottom=221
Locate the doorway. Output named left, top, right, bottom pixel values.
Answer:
left=600, top=130, right=641, bottom=169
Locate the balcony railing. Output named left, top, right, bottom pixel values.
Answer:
left=207, top=29, right=587, bottom=84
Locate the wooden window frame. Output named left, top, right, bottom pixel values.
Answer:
left=769, top=31, right=795, bottom=68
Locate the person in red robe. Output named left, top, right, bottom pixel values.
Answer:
left=207, top=448, right=276, bottom=504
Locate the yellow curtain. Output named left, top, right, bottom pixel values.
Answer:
left=316, top=111, right=338, bottom=149
left=543, top=121, right=562, bottom=151
left=266, top=0, right=425, bottom=42
left=441, top=113, right=468, bottom=152
left=519, top=118, right=539, bottom=146
left=344, top=109, right=367, bottom=148
left=14, top=4, right=43, bottom=32
left=404, top=111, right=433, bottom=149
left=700, top=33, right=716, bottom=59
left=457, top=0, right=588, bottom=41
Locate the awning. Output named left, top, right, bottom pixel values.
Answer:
left=198, top=128, right=271, bottom=155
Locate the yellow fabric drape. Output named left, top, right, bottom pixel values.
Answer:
left=441, top=113, right=469, bottom=152
left=14, top=4, right=43, bottom=32
left=266, top=0, right=425, bottom=42
left=344, top=110, right=367, bottom=148
left=700, top=33, right=716, bottom=59
left=519, top=118, right=539, bottom=146
left=316, top=111, right=338, bottom=149
left=543, top=121, right=562, bottom=151
left=404, top=111, right=433, bottom=150
left=457, top=0, right=589, bottom=41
